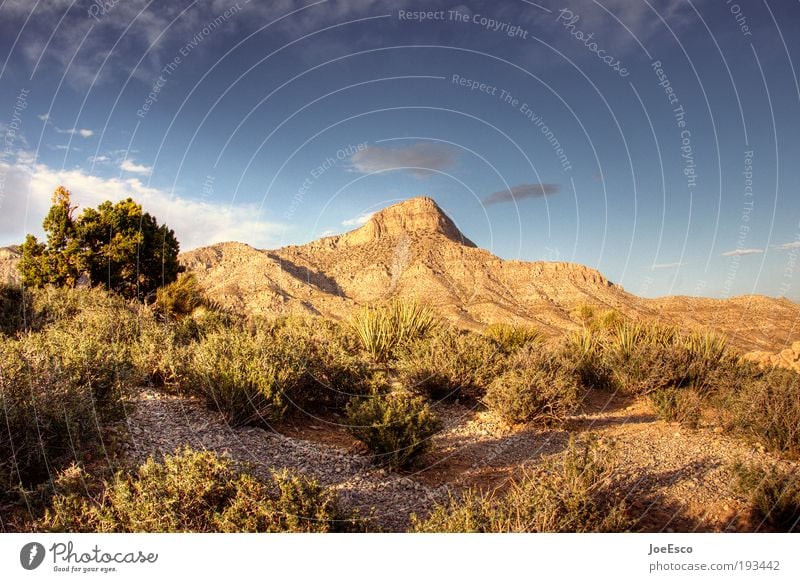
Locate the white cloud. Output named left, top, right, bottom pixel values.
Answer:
left=342, top=212, right=375, bottom=227
left=721, top=248, right=763, bottom=257
left=649, top=261, right=686, bottom=270
left=120, top=159, right=153, bottom=175
left=37, top=113, right=50, bottom=122
left=55, top=127, right=94, bottom=138
left=350, top=143, right=458, bottom=178
left=774, top=240, right=800, bottom=251
left=0, top=159, right=287, bottom=251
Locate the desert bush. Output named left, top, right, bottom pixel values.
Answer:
left=154, top=272, right=205, bottom=319
left=266, top=318, right=370, bottom=411
left=484, top=323, right=544, bottom=353
left=43, top=449, right=350, bottom=532
left=0, top=327, right=129, bottom=492
left=724, top=366, right=800, bottom=456
left=0, top=284, right=28, bottom=335
left=186, top=318, right=369, bottom=424
left=398, top=327, right=502, bottom=400
left=733, top=460, right=800, bottom=532
left=411, top=437, right=630, bottom=532
left=345, top=391, right=441, bottom=468
left=187, top=328, right=300, bottom=426
left=351, top=300, right=436, bottom=362
left=649, top=387, right=702, bottom=428
left=595, top=324, right=732, bottom=397
left=559, top=330, right=615, bottom=391
left=484, top=353, right=580, bottom=425
left=130, top=319, right=193, bottom=389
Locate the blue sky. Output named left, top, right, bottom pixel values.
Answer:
left=1, top=0, right=799, bottom=300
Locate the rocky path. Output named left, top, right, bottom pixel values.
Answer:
left=121, top=387, right=796, bottom=532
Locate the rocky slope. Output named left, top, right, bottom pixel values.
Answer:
left=3, top=197, right=798, bottom=352
left=0, top=246, right=21, bottom=286
left=181, top=197, right=800, bottom=353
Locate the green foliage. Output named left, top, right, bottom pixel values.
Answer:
left=559, top=330, right=615, bottom=391
left=188, top=328, right=295, bottom=426
left=266, top=317, right=370, bottom=411
left=186, top=318, right=369, bottom=425
left=351, top=300, right=436, bottom=362
left=0, top=284, right=28, bottom=335
left=733, top=460, right=800, bottom=532
left=724, top=366, right=800, bottom=456
left=484, top=323, right=544, bottom=353
left=345, top=391, right=441, bottom=468
left=0, top=320, right=130, bottom=492
left=412, top=438, right=630, bottom=532
left=19, top=186, right=182, bottom=301
left=43, top=449, right=349, bottom=532
left=567, top=323, right=732, bottom=397
left=154, top=273, right=205, bottom=319
left=484, top=351, right=580, bottom=425
left=398, top=327, right=502, bottom=400
left=649, top=387, right=702, bottom=428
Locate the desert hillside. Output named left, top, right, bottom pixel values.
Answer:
left=3, top=197, right=797, bottom=354
left=179, top=197, right=800, bottom=354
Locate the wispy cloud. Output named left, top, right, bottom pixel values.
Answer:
left=774, top=240, right=800, bottom=251
left=54, top=127, right=94, bottom=138
left=483, top=183, right=560, bottom=206
left=721, top=248, right=763, bottom=257
left=350, top=143, right=458, bottom=178
left=342, top=212, right=375, bottom=227
left=0, top=158, right=287, bottom=250
left=649, top=261, right=686, bottom=270
left=120, top=159, right=152, bottom=175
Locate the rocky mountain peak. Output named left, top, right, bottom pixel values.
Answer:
left=339, top=197, right=476, bottom=247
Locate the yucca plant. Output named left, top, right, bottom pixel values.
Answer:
left=611, top=322, right=644, bottom=358
left=388, top=299, right=437, bottom=346
left=684, top=330, right=728, bottom=364
left=484, top=323, right=544, bottom=353
left=351, top=300, right=436, bottom=362
left=351, top=306, right=394, bottom=362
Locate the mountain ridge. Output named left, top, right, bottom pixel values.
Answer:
left=1, top=197, right=798, bottom=352
left=177, top=197, right=800, bottom=353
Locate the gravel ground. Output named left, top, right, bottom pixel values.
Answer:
left=122, top=389, right=452, bottom=531
left=122, top=387, right=798, bottom=532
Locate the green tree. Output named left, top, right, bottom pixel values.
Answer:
left=19, top=186, right=83, bottom=287
left=19, top=186, right=182, bottom=300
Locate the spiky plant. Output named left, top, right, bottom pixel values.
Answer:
left=484, top=323, right=544, bottom=353
left=388, top=299, right=437, bottom=346
left=351, top=306, right=394, bottom=362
